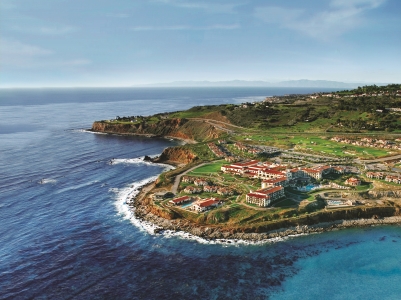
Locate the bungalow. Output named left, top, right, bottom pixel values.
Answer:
left=182, top=176, right=194, bottom=183
left=194, top=179, right=210, bottom=186
left=385, top=175, right=401, bottom=184
left=345, top=177, right=361, bottom=186
left=169, top=195, right=193, bottom=206
left=246, top=186, right=285, bottom=207
left=366, top=172, right=384, bottom=180
left=183, top=186, right=203, bottom=194
left=217, top=187, right=235, bottom=196
left=203, top=185, right=218, bottom=193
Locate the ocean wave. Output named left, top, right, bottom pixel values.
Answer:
left=71, top=129, right=108, bottom=135
left=109, top=157, right=174, bottom=171
left=111, top=177, right=303, bottom=246
left=38, top=178, right=57, bottom=184
left=111, top=176, right=162, bottom=234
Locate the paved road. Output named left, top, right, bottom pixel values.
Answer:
left=188, top=118, right=244, bottom=129
left=171, top=162, right=207, bottom=194
left=355, top=154, right=401, bottom=164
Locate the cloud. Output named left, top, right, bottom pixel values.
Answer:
left=152, top=0, right=241, bottom=14
left=105, top=13, right=130, bottom=18
left=59, top=59, right=91, bottom=66
left=0, top=38, right=91, bottom=69
left=131, top=24, right=240, bottom=31
left=11, top=25, right=77, bottom=35
left=255, top=0, right=386, bottom=40
left=1, top=39, right=53, bottom=57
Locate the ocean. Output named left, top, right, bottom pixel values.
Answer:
left=0, top=87, right=400, bottom=299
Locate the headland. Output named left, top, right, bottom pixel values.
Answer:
left=91, top=84, right=401, bottom=240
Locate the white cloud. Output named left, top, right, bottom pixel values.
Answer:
left=131, top=24, right=240, bottom=31
left=330, top=0, right=386, bottom=9
left=59, top=59, right=91, bottom=66
left=255, top=0, right=386, bottom=40
left=105, top=13, right=130, bottom=18
left=1, top=39, right=53, bottom=57
left=152, top=0, right=241, bottom=14
left=0, top=38, right=91, bottom=69
left=11, top=25, right=77, bottom=35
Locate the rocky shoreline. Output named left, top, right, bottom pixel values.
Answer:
left=130, top=180, right=401, bottom=242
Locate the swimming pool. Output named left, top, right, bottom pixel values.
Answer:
left=181, top=202, right=194, bottom=208
left=298, top=184, right=318, bottom=192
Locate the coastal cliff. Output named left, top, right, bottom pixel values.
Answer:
left=154, top=146, right=198, bottom=164
left=133, top=192, right=401, bottom=241
left=91, top=118, right=223, bottom=142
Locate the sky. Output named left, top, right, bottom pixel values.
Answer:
left=0, top=0, right=400, bottom=87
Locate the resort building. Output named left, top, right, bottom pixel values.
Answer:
left=191, top=198, right=221, bottom=212
left=246, top=186, right=285, bottom=207
left=262, top=177, right=288, bottom=188
left=301, top=168, right=323, bottom=180
left=221, top=160, right=260, bottom=175
left=169, top=196, right=192, bottom=206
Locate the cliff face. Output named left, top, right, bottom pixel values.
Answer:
left=91, top=118, right=223, bottom=142
left=155, top=146, right=197, bottom=164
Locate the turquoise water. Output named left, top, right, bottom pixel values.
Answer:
left=299, top=184, right=318, bottom=192
left=272, top=226, right=401, bottom=299
left=181, top=201, right=194, bottom=208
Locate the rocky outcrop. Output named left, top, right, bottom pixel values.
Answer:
left=91, top=118, right=223, bottom=142
left=154, top=146, right=198, bottom=164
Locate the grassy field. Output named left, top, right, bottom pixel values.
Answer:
left=187, top=160, right=227, bottom=175
left=290, top=136, right=389, bottom=158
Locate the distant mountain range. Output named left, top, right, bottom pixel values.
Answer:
left=135, top=79, right=379, bottom=89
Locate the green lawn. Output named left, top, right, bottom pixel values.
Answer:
left=290, top=136, right=389, bottom=158
left=187, top=160, right=227, bottom=175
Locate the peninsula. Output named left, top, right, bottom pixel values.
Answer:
left=92, top=84, right=401, bottom=240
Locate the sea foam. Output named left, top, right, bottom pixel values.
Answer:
left=112, top=175, right=298, bottom=247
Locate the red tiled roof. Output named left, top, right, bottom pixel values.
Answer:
left=262, top=170, right=284, bottom=175
left=199, top=199, right=219, bottom=207
left=247, top=193, right=268, bottom=199
left=302, top=168, right=320, bottom=173
left=257, top=186, right=283, bottom=195
left=263, top=177, right=287, bottom=183
left=171, top=196, right=190, bottom=203
left=232, top=160, right=259, bottom=167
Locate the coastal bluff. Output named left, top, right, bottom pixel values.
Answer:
left=91, top=118, right=223, bottom=142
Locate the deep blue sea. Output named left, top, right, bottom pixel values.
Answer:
left=1, top=87, right=400, bottom=299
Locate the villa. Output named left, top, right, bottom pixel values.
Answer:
left=184, top=186, right=203, bottom=194
left=385, top=175, right=401, bottom=184
left=345, top=177, right=361, bottom=186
